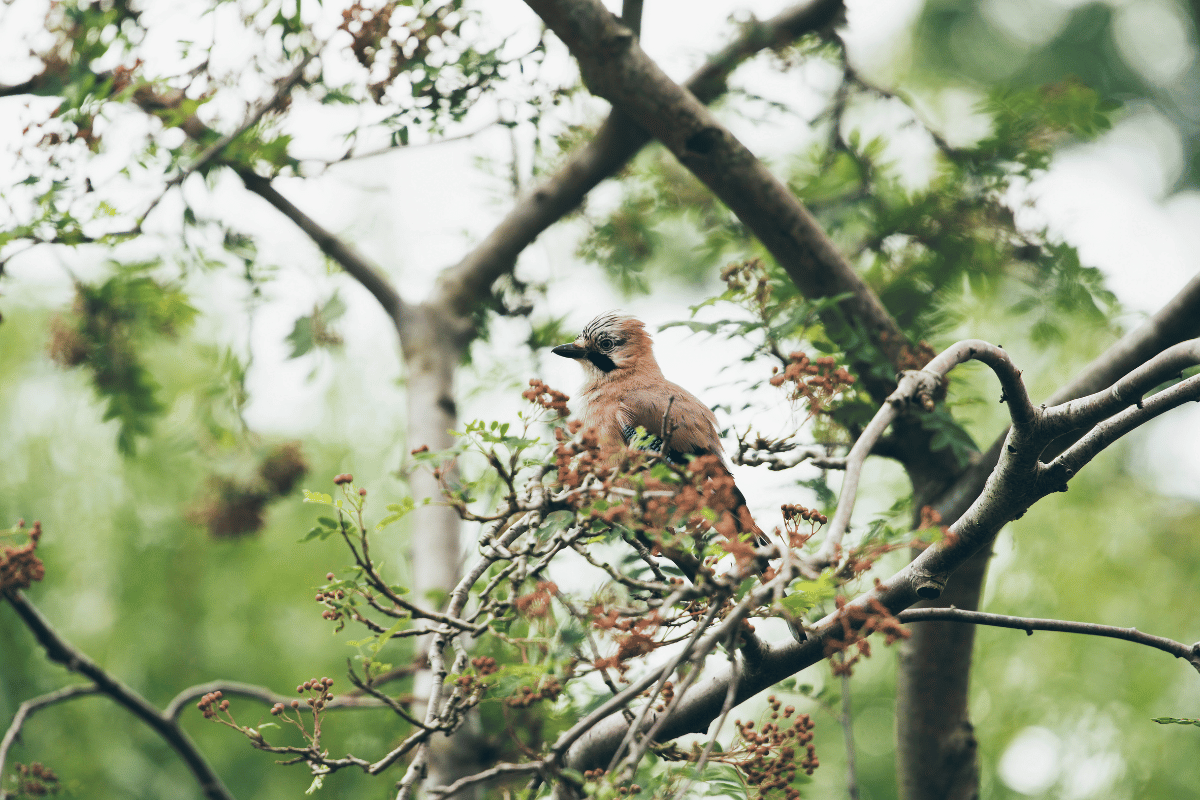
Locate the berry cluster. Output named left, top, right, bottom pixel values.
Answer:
left=825, top=595, right=911, bottom=676
left=780, top=503, right=827, bottom=549
left=294, top=677, right=335, bottom=712
left=9, top=761, right=59, bottom=797
left=504, top=677, right=562, bottom=708
left=470, top=656, right=499, bottom=676
left=732, top=696, right=818, bottom=798
left=197, top=690, right=231, bottom=720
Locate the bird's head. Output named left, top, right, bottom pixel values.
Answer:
left=551, top=312, right=656, bottom=377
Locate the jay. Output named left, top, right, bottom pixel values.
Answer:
left=551, top=311, right=764, bottom=544
left=553, top=312, right=808, bottom=642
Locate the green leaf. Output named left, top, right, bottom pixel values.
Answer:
left=376, top=497, right=419, bottom=531
left=303, top=490, right=334, bottom=506
left=1152, top=717, right=1200, bottom=727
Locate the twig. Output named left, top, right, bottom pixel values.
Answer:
left=138, top=51, right=316, bottom=228
left=0, top=684, right=99, bottom=782
left=327, top=119, right=501, bottom=164
left=899, top=607, right=1200, bottom=675
left=659, top=395, right=676, bottom=460
left=165, top=679, right=386, bottom=721
left=2, top=590, right=237, bottom=800
left=428, top=761, right=546, bottom=798
left=671, top=641, right=740, bottom=799
left=609, top=602, right=724, bottom=775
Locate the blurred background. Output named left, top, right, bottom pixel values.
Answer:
left=1, top=0, right=1198, bottom=797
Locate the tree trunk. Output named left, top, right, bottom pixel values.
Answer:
left=896, top=547, right=988, bottom=800
left=401, top=304, right=483, bottom=798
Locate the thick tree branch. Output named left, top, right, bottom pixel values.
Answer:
left=432, top=0, right=846, bottom=323
left=2, top=591, right=236, bottom=800
left=899, top=608, right=1200, bottom=674
left=900, top=270, right=1200, bottom=800
left=552, top=334, right=1200, bottom=776
left=523, top=0, right=910, bottom=399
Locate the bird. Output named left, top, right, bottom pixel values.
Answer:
left=552, top=312, right=807, bottom=643
left=551, top=311, right=764, bottom=543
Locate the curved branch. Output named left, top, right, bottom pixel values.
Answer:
left=523, top=0, right=910, bottom=400
left=428, top=761, right=546, bottom=798
left=235, top=170, right=406, bottom=328
left=0, top=684, right=100, bottom=782
left=554, top=332, right=1200, bottom=774
left=2, top=591, right=237, bottom=800
left=899, top=607, right=1200, bottom=674
left=812, top=340, right=1030, bottom=568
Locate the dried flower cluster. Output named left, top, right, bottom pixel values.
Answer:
left=825, top=596, right=911, bottom=676
left=769, top=352, right=856, bottom=416
left=522, top=378, right=570, bottom=417
left=1, top=519, right=45, bottom=592
left=780, top=503, right=827, bottom=549
left=721, top=258, right=773, bottom=311
left=504, top=677, right=563, bottom=709
left=189, top=443, right=309, bottom=538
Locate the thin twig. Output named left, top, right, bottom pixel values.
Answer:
left=165, top=679, right=386, bottom=721
left=2, top=591, right=236, bottom=800
left=0, top=684, right=100, bottom=781
left=899, top=607, right=1200, bottom=674
left=139, top=51, right=316, bottom=227
left=428, top=761, right=545, bottom=798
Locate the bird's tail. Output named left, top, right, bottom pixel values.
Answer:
left=713, top=461, right=807, bottom=643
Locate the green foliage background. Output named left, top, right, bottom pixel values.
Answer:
left=2, top=0, right=1200, bottom=798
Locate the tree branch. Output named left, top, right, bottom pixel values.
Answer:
left=2, top=590, right=237, bottom=800
left=428, top=761, right=546, bottom=798
left=234, top=170, right=406, bottom=328
left=138, top=52, right=316, bottom=228
left=431, top=0, right=845, bottom=323
left=523, top=0, right=910, bottom=399
left=0, top=684, right=99, bottom=786
left=552, top=331, right=1200, bottom=774
left=812, top=340, right=1029, bottom=568
left=164, top=680, right=388, bottom=723
left=899, top=607, right=1200, bottom=674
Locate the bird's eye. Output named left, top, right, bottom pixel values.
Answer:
left=595, top=335, right=615, bottom=352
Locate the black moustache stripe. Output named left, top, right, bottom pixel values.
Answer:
left=587, top=352, right=617, bottom=373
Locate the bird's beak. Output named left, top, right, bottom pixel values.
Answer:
left=552, top=342, right=588, bottom=359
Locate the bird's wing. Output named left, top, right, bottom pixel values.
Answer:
left=618, top=386, right=722, bottom=461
